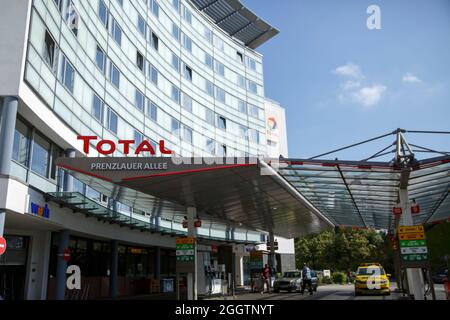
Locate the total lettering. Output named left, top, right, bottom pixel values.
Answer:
left=77, top=136, right=173, bottom=156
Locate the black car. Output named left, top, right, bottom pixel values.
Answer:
left=432, top=269, right=448, bottom=284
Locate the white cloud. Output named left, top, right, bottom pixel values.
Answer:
left=341, top=80, right=361, bottom=90
left=402, top=73, right=422, bottom=83
left=333, top=62, right=364, bottom=79
left=351, top=84, right=387, bottom=108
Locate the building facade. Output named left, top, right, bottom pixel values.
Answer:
left=0, top=0, right=285, bottom=299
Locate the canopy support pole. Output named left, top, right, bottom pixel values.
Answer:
left=187, top=206, right=198, bottom=300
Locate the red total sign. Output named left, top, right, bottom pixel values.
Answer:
left=63, top=248, right=71, bottom=262
left=0, top=237, right=7, bottom=256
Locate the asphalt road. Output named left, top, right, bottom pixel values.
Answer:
left=208, top=283, right=447, bottom=300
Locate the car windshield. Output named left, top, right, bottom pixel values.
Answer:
left=283, top=272, right=301, bottom=278
left=357, top=267, right=385, bottom=276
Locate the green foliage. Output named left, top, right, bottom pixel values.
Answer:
left=319, top=276, right=333, bottom=285
left=332, top=272, right=347, bottom=284
left=295, top=228, right=393, bottom=274
left=426, top=222, right=450, bottom=273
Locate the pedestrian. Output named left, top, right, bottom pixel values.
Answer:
left=262, top=264, right=272, bottom=293
left=300, top=263, right=313, bottom=295
left=347, top=269, right=352, bottom=284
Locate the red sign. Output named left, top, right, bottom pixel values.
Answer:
left=63, top=248, right=71, bottom=262
left=0, top=237, right=6, bottom=256
left=77, top=136, right=174, bottom=156
left=411, top=205, right=420, bottom=214
left=393, top=207, right=403, bottom=215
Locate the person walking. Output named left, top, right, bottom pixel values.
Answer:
left=300, top=263, right=313, bottom=295
left=262, top=264, right=272, bottom=293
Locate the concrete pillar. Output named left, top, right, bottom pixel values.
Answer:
left=187, top=206, right=197, bottom=300
left=0, top=96, right=18, bottom=176
left=110, top=240, right=118, bottom=298
left=399, top=188, right=425, bottom=300
left=0, top=210, right=5, bottom=237
left=154, top=246, right=161, bottom=280
left=63, top=149, right=76, bottom=192
left=268, top=231, right=276, bottom=272
left=55, top=229, right=70, bottom=300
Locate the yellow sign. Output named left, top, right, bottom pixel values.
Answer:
left=399, top=233, right=425, bottom=240
left=176, top=237, right=195, bottom=245
left=398, top=226, right=424, bottom=234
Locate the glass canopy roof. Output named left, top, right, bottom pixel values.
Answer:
left=277, top=156, right=450, bottom=230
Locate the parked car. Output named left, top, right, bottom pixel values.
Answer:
left=273, top=270, right=318, bottom=293
left=432, top=269, right=448, bottom=284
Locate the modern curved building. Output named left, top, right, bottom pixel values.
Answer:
left=0, top=0, right=292, bottom=300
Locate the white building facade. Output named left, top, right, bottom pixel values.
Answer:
left=0, top=0, right=288, bottom=299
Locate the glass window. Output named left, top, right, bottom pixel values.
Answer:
left=249, top=129, right=260, bottom=143
left=134, top=130, right=143, bottom=145
left=92, top=94, right=104, bottom=122
left=31, top=133, right=51, bottom=177
left=111, top=17, right=122, bottom=46
left=205, top=109, right=215, bottom=126
left=183, top=126, right=193, bottom=143
left=50, top=145, right=61, bottom=180
left=44, top=31, right=58, bottom=72
left=135, top=89, right=145, bottom=111
left=218, top=144, right=227, bottom=156
left=149, top=65, right=158, bottom=85
left=236, top=51, right=243, bottom=63
left=238, top=75, right=246, bottom=88
left=65, top=1, right=79, bottom=35
left=98, top=0, right=108, bottom=27
left=248, top=80, right=258, bottom=94
left=151, top=0, right=159, bottom=18
left=183, top=6, right=192, bottom=24
left=182, top=33, right=192, bottom=52
left=171, top=85, right=180, bottom=103
left=204, top=53, right=213, bottom=69
left=182, top=93, right=192, bottom=112
left=215, top=61, right=224, bottom=77
left=172, top=0, right=180, bottom=12
left=205, top=80, right=214, bottom=97
left=60, top=55, right=75, bottom=92
left=239, top=126, right=248, bottom=139
left=217, top=116, right=226, bottom=130
left=214, top=35, right=224, bottom=51
left=109, top=62, right=120, bottom=88
left=116, top=0, right=123, bottom=6
left=184, top=64, right=192, bottom=81
left=151, top=32, right=159, bottom=51
left=107, top=107, right=118, bottom=134
left=238, top=100, right=247, bottom=114
left=248, top=104, right=260, bottom=118
left=204, top=28, right=213, bottom=44
left=171, top=53, right=180, bottom=72
left=96, top=45, right=106, bottom=74
left=136, top=51, right=145, bottom=72
left=215, top=86, right=225, bottom=103
left=206, top=138, right=215, bottom=155
left=172, top=23, right=180, bottom=41
left=171, top=118, right=180, bottom=135
left=137, top=15, right=146, bottom=37
left=12, top=119, right=30, bottom=166
left=247, top=57, right=257, bottom=71
left=147, top=101, right=158, bottom=122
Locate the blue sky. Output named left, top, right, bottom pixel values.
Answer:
left=242, top=0, right=450, bottom=160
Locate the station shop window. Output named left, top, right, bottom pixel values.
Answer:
left=30, top=133, right=51, bottom=177
left=12, top=119, right=30, bottom=167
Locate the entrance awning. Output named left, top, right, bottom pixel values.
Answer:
left=55, top=157, right=334, bottom=238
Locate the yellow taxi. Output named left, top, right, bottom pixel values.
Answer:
left=354, top=263, right=391, bottom=296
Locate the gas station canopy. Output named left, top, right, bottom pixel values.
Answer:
left=55, top=152, right=450, bottom=238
